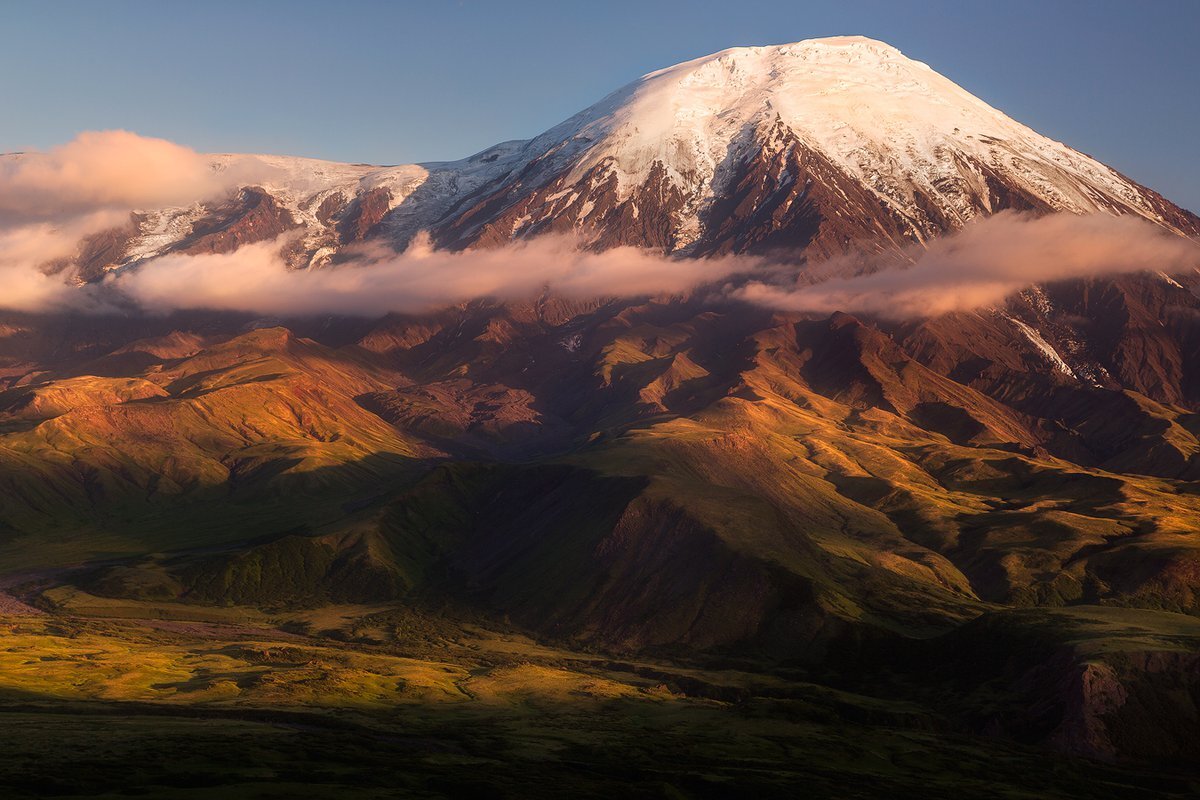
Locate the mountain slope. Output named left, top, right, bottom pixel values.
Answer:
left=432, top=36, right=1200, bottom=253
left=3, top=35, right=1200, bottom=787
left=26, top=36, right=1199, bottom=280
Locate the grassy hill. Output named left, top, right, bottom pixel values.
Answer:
left=0, top=292, right=1199, bottom=793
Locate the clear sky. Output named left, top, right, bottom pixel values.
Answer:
left=3, top=0, right=1197, bottom=212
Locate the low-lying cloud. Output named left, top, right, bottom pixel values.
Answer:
left=739, top=212, right=1200, bottom=318
left=112, top=233, right=753, bottom=316
left=107, top=211, right=1199, bottom=318
left=0, top=130, right=266, bottom=216
left=2, top=131, right=1199, bottom=319
left=0, top=131, right=753, bottom=316
left=0, top=131, right=276, bottom=312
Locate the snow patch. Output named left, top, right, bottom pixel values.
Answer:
left=1158, top=271, right=1184, bottom=290
left=1006, top=315, right=1077, bottom=379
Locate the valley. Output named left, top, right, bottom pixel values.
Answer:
left=1, top=279, right=1200, bottom=796
left=1, top=592, right=1197, bottom=798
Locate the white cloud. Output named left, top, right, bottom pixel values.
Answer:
left=738, top=212, right=1200, bottom=318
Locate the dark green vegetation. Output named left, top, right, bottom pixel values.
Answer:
left=3, top=274, right=1200, bottom=796
left=0, top=604, right=1196, bottom=799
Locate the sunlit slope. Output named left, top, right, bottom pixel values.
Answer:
left=1, top=604, right=1191, bottom=798
left=69, top=331, right=1200, bottom=659
left=0, top=327, right=436, bottom=566
left=2, top=288, right=1200, bottom=652
left=1, top=295, right=1199, bottom=786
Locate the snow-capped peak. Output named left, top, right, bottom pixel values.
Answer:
left=520, top=36, right=1181, bottom=240
left=28, top=36, right=1198, bottom=274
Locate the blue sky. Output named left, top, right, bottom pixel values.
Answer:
left=3, top=0, right=1197, bottom=211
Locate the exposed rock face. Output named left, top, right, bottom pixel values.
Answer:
left=695, top=121, right=915, bottom=258
left=336, top=186, right=392, bottom=244
left=179, top=187, right=298, bottom=255
left=438, top=157, right=696, bottom=252
left=909, top=609, right=1200, bottom=766
left=313, top=191, right=347, bottom=225
left=72, top=218, right=140, bottom=281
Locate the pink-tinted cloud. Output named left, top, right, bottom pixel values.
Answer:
left=112, top=232, right=752, bottom=316
left=0, top=210, right=128, bottom=268
left=1, top=133, right=1196, bottom=320
left=0, top=131, right=278, bottom=306
left=738, top=212, right=1200, bottom=318
left=0, top=210, right=133, bottom=311
left=0, top=130, right=267, bottom=216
